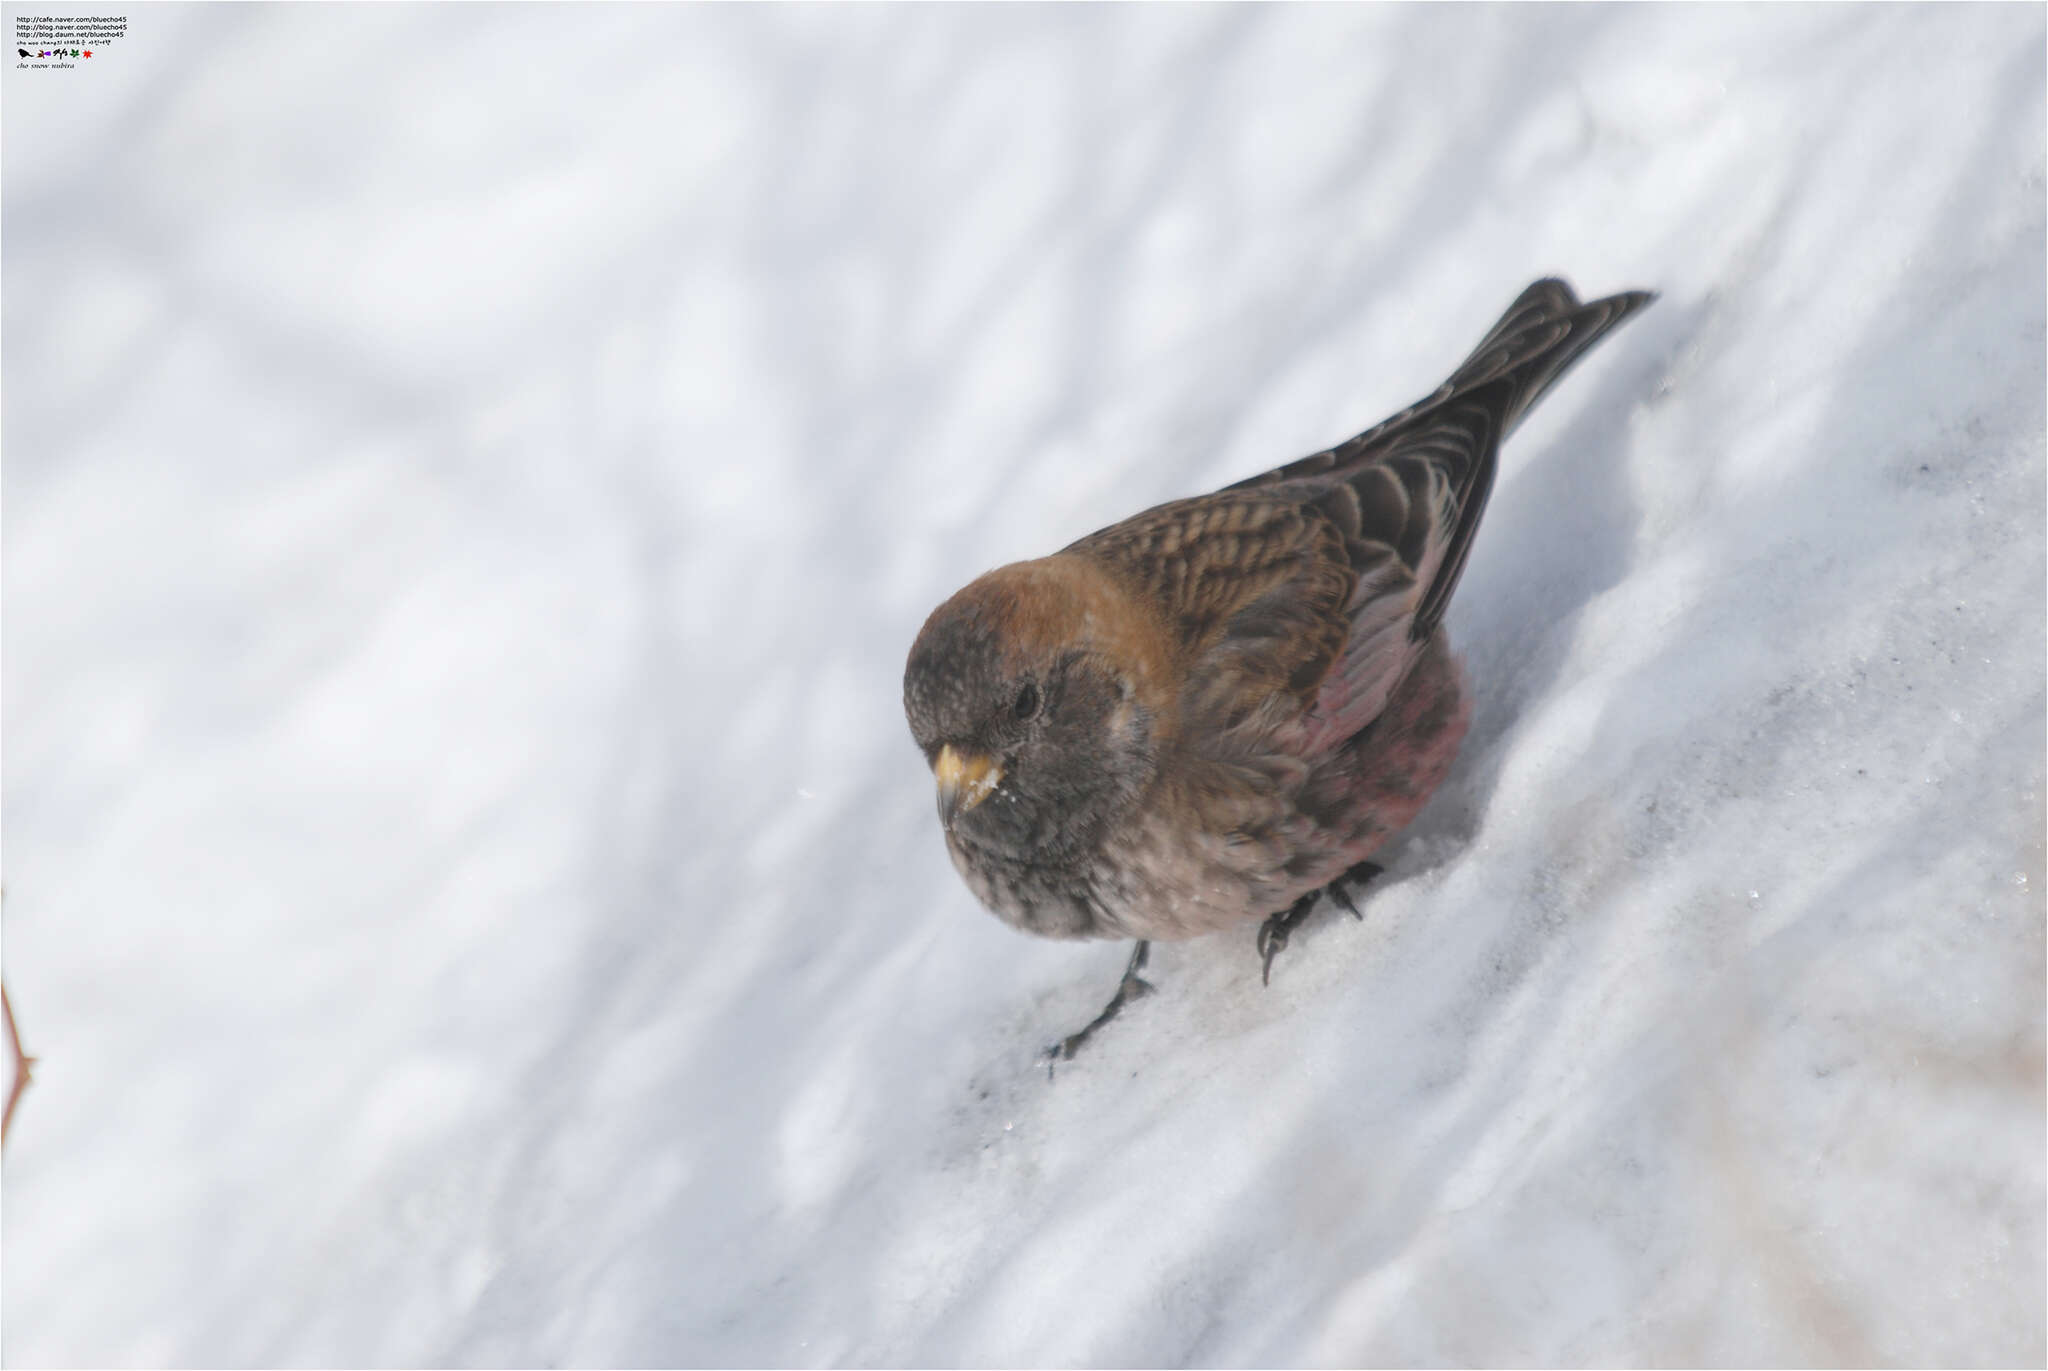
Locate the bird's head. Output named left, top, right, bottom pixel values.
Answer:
left=903, top=557, right=1169, bottom=862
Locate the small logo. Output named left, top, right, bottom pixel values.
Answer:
left=16, top=48, right=27, bottom=57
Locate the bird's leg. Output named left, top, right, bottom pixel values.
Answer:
left=1257, top=860, right=1385, bottom=984
left=1046, top=940, right=1153, bottom=1073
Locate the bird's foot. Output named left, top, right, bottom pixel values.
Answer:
left=1257, top=894, right=1320, bottom=986
left=1046, top=940, right=1153, bottom=1076
left=1256, top=860, right=1385, bottom=984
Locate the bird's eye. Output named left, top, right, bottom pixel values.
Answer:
left=1013, top=681, right=1041, bottom=721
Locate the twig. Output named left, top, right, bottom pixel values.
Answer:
left=3, top=982, right=34, bottom=1148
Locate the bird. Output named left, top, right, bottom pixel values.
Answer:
left=903, top=278, right=1655, bottom=1061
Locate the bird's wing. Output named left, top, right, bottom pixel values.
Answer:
left=1066, top=490, right=1359, bottom=739
left=1071, top=418, right=1489, bottom=758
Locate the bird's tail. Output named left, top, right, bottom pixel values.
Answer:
left=1446, top=278, right=1658, bottom=437
left=1228, top=278, right=1656, bottom=497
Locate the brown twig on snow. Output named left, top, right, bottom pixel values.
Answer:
left=3, top=982, right=34, bottom=1148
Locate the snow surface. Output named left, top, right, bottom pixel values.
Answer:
left=4, top=4, right=2043, bottom=1365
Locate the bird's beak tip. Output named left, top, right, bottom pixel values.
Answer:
left=934, top=744, right=1002, bottom=828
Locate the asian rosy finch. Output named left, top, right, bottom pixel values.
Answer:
left=904, top=279, right=1654, bottom=1058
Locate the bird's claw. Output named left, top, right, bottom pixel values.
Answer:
left=1327, top=860, right=1383, bottom=920
left=1258, top=923, right=1286, bottom=985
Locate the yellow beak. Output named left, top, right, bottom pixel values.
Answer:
left=934, top=744, right=1002, bottom=828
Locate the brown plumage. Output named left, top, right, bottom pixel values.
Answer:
left=904, top=279, right=1654, bottom=1044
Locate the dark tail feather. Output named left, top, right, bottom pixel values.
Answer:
left=1228, top=279, right=1656, bottom=493
left=1448, top=279, right=1658, bottom=436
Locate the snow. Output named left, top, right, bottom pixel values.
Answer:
left=4, top=3, right=2042, bottom=1365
